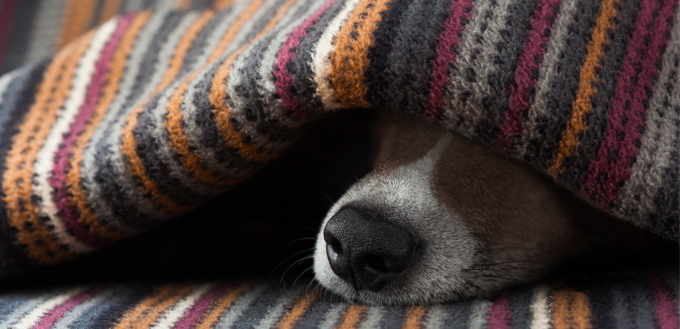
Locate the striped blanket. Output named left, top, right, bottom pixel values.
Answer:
left=0, top=269, right=677, bottom=329
left=0, top=0, right=677, bottom=327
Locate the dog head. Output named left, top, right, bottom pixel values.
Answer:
left=313, top=112, right=602, bottom=305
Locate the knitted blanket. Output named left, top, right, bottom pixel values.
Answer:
left=0, top=269, right=677, bottom=329
left=0, top=0, right=678, bottom=286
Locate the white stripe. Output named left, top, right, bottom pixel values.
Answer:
left=150, top=284, right=213, bottom=329
left=318, top=304, right=348, bottom=329
left=52, top=289, right=113, bottom=329
left=81, top=11, right=171, bottom=234
left=529, top=285, right=552, bottom=329
left=215, top=285, right=268, bottom=328
left=145, top=4, right=257, bottom=197
left=92, top=12, right=200, bottom=223
left=468, top=299, right=492, bottom=329
left=32, top=18, right=119, bottom=254
left=0, top=69, right=22, bottom=105
left=12, top=288, right=86, bottom=329
left=311, top=0, right=360, bottom=109
left=423, top=304, right=448, bottom=329
left=358, top=306, right=384, bottom=329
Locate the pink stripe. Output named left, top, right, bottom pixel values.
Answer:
left=273, top=0, right=338, bottom=119
left=649, top=272, right=679, bottom=329
left=581, top=0, right=678, bottom=209
left=496, top=0, right=561, bottom=151
left=48, top=13, right=135, bottom=247
left=487, top=293, right=511, bottom=329
left=424, top=0, right=475, bottom=122
left=32, top=287, right=104, bottom=329
left=171, top=285, right=231, bottom=329
left=0, top=0, right=18, bottom=69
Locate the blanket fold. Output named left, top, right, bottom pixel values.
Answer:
left=0, top=0, right=676, bottom=273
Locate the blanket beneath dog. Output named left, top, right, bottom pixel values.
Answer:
left=0, top=0, right=677, bottom=276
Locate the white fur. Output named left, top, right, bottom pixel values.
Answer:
left=314, top=133, right=480, bottom=305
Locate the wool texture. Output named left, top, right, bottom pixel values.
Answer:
left=0, top=269, right=671, bottom=328
left=0, top=0, right=676, bottom=279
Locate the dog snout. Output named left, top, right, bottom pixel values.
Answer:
left=323, top=207, right=417, bottom=292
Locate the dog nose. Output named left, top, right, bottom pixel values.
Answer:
left=323, top=207, right=417, bottom=291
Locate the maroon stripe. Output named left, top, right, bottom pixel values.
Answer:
left=581, top=0, right=678, bottom=209
left=273, top=0, right=338, bottom=120
left=48, top=13, right=134, bottom=247
left=0, top=0, right=18, bottom=70
left=171, top=284, right=231, bottom=329
left=424, top=0, right=475, bottom=122
left=33, top=287, right=105, bottom=329
left=496, top=0, right=561, bottom=151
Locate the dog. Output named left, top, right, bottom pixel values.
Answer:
left=313, top=111, right=650, bottom=305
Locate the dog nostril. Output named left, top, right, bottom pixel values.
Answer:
left=326, top=242, right=342, bottom=263
left=363, top=254, right=389, bottom=273
left=323, top=206, right=418, bottom=292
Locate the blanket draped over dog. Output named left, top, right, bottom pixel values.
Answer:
left=0, top=0, right=677, bottom=275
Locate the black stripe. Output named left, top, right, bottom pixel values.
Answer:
left=474, top=0, right=539, bottom=145
left=559, top=0, right=643, bottom=191
left=288, top=0, right=346, bottom=115
left=363, top=0, right=412, bottom=111
left=522, top=0, right=602, bottom=169
left=0, top=62, right=48, bottom=275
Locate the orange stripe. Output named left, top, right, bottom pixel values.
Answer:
left=195, top=283, right=253, bottom=328
left=113, top=285, right=192, bottom=329
left=403, top=306, right=426, bottom=329
left=120, top=11, right=215, bottom=214
left=58, top=0, right=98, bottom=48
left=277, top=289, right=322, bottom=329
left=213, top=0, right=235, bottom=11
left=552, top=289, right=592, bottom=329
left=67, top=12, right=152, bottom=242
left=165, top=0, right=265, bottom=187
left=548, top=0, right=620, bottom=177
left=3, top=34, right=95, bottom=264
left=571, top=291, right=591, bottom=329
left=176, top=0, right=193, bottom=10
left=329, top=0, right=394, bottom=108
left=336, top=305, right=368, bottom=329
left=98, top=0, right=124, bottom=25
left=210, top=0, right=298, bottom=163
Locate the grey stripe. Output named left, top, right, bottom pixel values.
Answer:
left=87, top=12, right=200, bottom=227
left=517, top=0, right=598, bottom=166
left=359, top=307, right=385, bottom=329
left=617, top=8, right=680, bottom=228
left=423, top=305, right=450, bottom=329
left=215, top=285, right=268, bottom=328
left=380, top=0, right=452, bottom=117
left=135, top=9, right=242, bottom=202
left=318, top=304, right=349, bottom=329
left=468, top=299, right=492, bottom=329
left=252, top=288, right=301, bottom=329
left=24, top=0, right=67, bottom=65
left=0, top=289, right=65, bottom=329
left=52, top=289, right=115, bottom=329
left=445, top=0, right=538, bottom=144
left=123, top=0, right=146, bottom=11
left=183, top=0, right=287, bottom=177
left=226, top=0, right=323, bottom=153
left=81, top=11, right=175, bottom=233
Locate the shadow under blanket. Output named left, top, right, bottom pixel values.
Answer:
left=0, top=0, right=677, bottom=327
